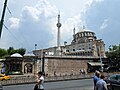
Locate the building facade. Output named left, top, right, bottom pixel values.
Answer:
left=34, top=28, right=106, bottom=58
left=33, top=27, right=106, bottom=76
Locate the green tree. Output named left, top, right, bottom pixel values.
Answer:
left=0, top=48, right=8, bottom=58
left=7, top=47, right=26, bottom=56
left=7, top=47, right=14, bottom=55
left=107, top=45, right=120, bottom=58
left=106, top=44, right=120, bottom=67
left=0, top=47, right=26, bottom=58
left=17, top=48, right=26, bottom=56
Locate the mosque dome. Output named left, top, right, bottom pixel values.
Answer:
left=72, top=27, right=97, bottom=44
left=11, top=53, right=23, bottom=57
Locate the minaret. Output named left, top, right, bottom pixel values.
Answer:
left=56, top=13, right=62, bottom=50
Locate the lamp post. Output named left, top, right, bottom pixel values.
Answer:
left=99, top=46, right=103, bottom=72
left=35, top=44, right=37, bottom=52
left=34, top=44, right=37, bottom=75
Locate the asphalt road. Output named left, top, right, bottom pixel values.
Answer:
left=3, top=79, right=94, bottom=90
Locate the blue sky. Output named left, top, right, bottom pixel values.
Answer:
left=0, top=0, right=120, bottom=52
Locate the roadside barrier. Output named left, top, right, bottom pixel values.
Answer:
left=0, top=72, right=119, bottom=86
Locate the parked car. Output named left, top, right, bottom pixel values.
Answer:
left=0, top=74, right=11, bottom=81
left=105, top=74, right=120, bottom=90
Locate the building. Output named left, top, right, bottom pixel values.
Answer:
left=33, top=14, right=106, bottom=76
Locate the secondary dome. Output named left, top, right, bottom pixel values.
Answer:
left=11, top=53, right=23, bottom=57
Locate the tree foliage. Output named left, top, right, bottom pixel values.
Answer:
left=0, top=47, right=26, bottom=58
left=17, top=48, right=26, bottom=56
left=106, top=44, right=120, bottom=67
left=106, top=45, right=120, bottom=58
left=0, top=48, right=8, bottom=58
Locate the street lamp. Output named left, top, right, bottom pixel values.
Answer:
left=35, top=44, right=37, bottom=53
left=99, top=46, right=103, bottom=72
left=34, top=44, right=37, bottom=75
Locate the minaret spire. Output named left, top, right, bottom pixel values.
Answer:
left=73, top=25, right=76, bottom=35
left=56, top=12, right=62, bottom=50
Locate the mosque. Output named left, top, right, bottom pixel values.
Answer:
left=34, top=14, right=106, bottom=57
left=33, top=14, right=106, bottom=76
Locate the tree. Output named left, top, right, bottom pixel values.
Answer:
left=107, top=45, right=120, bottom=58
left=7, top=47, right=14, bottom=55
left=0, top=47, right=26, bottom=58
left=106, top=44, right=120, bottom=68
left=0, top=48, right=8, bottom=58
left=7, top=47, right=26, bottom=56
left=17, top=48, right=26, bottom=56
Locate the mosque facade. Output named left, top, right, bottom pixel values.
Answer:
left=34, top=14, right=106, bottom=59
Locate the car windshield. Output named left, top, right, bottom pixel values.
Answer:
left=109, top=75, right=120, bottom=81
left=110, top=75, right=116, bottom=80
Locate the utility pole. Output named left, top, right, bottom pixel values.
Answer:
left=0, top=0, right=8, bottom=38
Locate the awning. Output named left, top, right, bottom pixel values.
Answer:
left=88, top=62, right=104, bottom=66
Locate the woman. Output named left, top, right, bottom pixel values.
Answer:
left=96, top=74, right=108, bottom=90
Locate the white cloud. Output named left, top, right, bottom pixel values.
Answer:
left=8, top=0, right=58, bottom=51
left=9, top=17, right=20, bottom=29
left=21, top=6, right=40, bottom=22
left=0, top=0, right=107, bottom=52
left=100, top=19, right=108, bottom=30
left=95, top=0, right=104, bottom=2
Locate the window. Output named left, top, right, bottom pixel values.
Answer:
left=73, top=49, right=75, bottom=51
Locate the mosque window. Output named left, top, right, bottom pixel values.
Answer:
left=79, top=33, right=81, bottom=37
left=85, top=32, right=87, bottom=36
left=89, top=47, right=91, bottom=49
left=66, top=50, right=69, bottom=52
left=73, top=49, right=75, bottom=51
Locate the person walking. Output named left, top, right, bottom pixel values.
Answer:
left=93, top=70, right=101, bottom=90
left=35, top=71, right=44, bottom=90
left=96, top=74, right=108, bottom=90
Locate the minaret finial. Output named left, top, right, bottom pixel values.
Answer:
left=73, top=25, right=75, bottom=35
left=83, top=25, right=85, bottom=29
left=59, top=10, right=60, bottom=15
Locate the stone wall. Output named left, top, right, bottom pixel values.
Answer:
left=44, top=56, right=89, bottom=76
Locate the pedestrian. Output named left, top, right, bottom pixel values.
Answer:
left=93, top=70, right=101, bottom=90
left=34, top=71, right=44, bottom=90
left=96, top=74, right=108, bottom=90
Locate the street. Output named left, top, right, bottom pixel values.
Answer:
left=3, top=79, right=93, bottom=90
